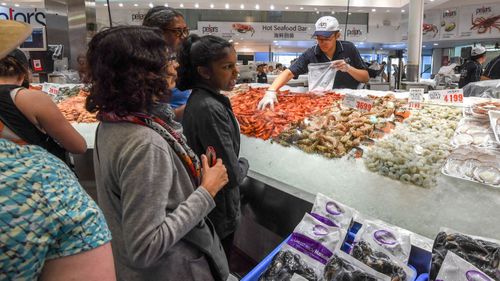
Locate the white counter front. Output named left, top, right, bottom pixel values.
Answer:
left=239, top=135, right=500, bottom=241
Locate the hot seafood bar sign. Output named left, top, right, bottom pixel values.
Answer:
left=459, top=3, right=500, bottom=38
left=198, top=21, right=367, bottom=42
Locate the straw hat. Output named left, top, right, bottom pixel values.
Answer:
left=0, top=20, right=33, bottom=59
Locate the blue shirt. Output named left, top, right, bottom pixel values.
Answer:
left=0, top=139, right=111, bottom=280
left=170, top=88, right=191, bottom=109
left=289, top=40, right=367, bottom=89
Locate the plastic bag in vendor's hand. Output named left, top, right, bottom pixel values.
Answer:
left=259, top=213, right=344, bottom=281
left=310, top=193, right=356, bottom=231
left=430, top=229, right=500, bottom=281
left=435, top=251, right=493, bottom=281
left=308, top=62, right=337, bottom=92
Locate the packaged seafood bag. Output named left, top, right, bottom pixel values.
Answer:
left=259, top=213, right=345, bottom=281
left=348, top=223, right=414, bottom=281
left=310, top=193, right=356, bottom=231
left=324, top=250, right=391, bottom=281
left=308, top=62, right=337, bottom=92
left=435, top=251, right=493, bottom=281
left=355, top=219, right=412, bottom=264
left=430, top=229, right=500, bottom=281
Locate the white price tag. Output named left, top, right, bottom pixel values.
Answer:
left=408, top=88, right=424, bottom=110
left=342, top=94, right=373, bottom=112
left=441, top=89, right=464, bottom=104
left=428, top=89, right=464, bottom=104
left=428, top=90, right=443, bottom=101
left=41, top=83, right=60, bottom=96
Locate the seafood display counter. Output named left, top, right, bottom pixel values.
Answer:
left=229, top=88, right=500, bottom=242
left=53, top=84, right=499, bottom=244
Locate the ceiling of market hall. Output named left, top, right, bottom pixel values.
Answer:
left=2, top=0, right=458, bottom=11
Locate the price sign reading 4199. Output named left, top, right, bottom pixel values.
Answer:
left=442, top=89, right=464, bottom=104
left=408, top=88, right=424, bottom=110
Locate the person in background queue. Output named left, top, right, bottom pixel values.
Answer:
left=256, top=63, right=268, bottom=83
left=459, top=46, right=487, bottom=88
left=0, top=48, right=87, bottom=161
left=258, top=16, right=369, bottom=110
left=482, top=54, right=500, bottom=80
left=177, top=34, right=250, bottom=260
left=86, top=26, right=230, bottom=281
left=267, top=65, right=274, bottom=74
left=143, top=6, right=190, bottom=121
left=0, top=19, right=115, bottom=281
left=274, top=63, right=284, bottom=74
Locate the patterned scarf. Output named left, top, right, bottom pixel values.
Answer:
left=98, top=111, right=201, bottom=186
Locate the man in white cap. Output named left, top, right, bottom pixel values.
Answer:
left=258, top=16, right=369, bottom=109
left=459, top=46, right=487, bottom=88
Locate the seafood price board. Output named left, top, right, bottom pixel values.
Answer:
left=407, top=88, right=424, bottom=110
left=342, top=94, right=373, bottom=112
left=428, top=89, right=464, bottom=104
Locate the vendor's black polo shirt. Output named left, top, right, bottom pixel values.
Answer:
left=484, top=55, right=500, bottom=79
left=459, top=60, right=482, bottom=88
left=289, top=40, right=367, bottom=89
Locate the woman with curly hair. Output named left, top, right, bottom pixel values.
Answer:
left=86, top=26, right=230, bottom=280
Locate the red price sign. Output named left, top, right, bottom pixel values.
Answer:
left=408, top=102, right=422, bottom=109
left=342, top=94, right=373, bottom=112
left=442, top=90, right=464, bottom=104
left=48, top=87, right=59, bottom=95
left=356, top=100, right=373, bottom=112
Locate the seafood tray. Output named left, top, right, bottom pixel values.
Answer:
left=442, top=146, right=500, bottom=188
left=489, top=110, right=500, bottom=144
left=463, top=100, right=500, bottom=120
left=242, top=236, right=422, bottom=281
left=57, top=90, right=98, bottom=123
left=450, top=118, right=498, bottom=149
left=231, top=88, right=343, bottom=140
left=430, top=231, right=500, bottom=281
left=274, top=94, right=408, bottom=159
left=365, top=105, right=462, bottom=188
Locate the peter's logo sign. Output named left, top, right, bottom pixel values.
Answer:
left=0, top=8, right=46, bottom=26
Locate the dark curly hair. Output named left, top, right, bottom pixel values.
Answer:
left=142, top=6, right=183, bottom=31
left=176, top=34, right=233, bottom=90
left=85, top=26, right=170, bottom=115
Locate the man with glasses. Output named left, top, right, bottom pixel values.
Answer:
left=143, top=6, right=190, bottom=120
left=258, top=16, right=369, bottom=110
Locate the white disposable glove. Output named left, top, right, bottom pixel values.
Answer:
left=257, top=90, right=278, bottom=110
left=331, top=60, right=351, bottom=72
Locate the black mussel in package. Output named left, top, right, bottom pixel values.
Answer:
left=324, top=250, right=390, bottom=281
left=310, top=193, right=356, bottom=231
left=350, top=239, right=413, bottom=281
left=435, top=251, right=494, bottom=281
left=430, top=230, right=500, bottom=281
left=356, top=219, right=412, bottom=264
left=260, top=214, right=344, bottom=281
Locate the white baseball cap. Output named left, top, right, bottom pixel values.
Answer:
left=313, top=16, right=340, bottom=37
left=471, top=46, right=486, bottom=57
